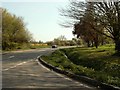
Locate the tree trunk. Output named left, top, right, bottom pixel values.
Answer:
left=101, top=38, right=104, bottom=45
left=87, top=41, right=90, bottom=47
left=115, top=39, right=120, bottom=54
left=94, top=36, right=99, bottom=48
left=94, top=41, right=98, bottom=48
left=91, top=41, right=94, bottom=47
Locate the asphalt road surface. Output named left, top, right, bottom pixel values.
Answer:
left=2, top=47, right=100, bottom=90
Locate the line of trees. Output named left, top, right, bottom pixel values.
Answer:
left=46, top=35, right=82, bottom=46
left=2, top=8, right=33, bottom=50
left=59, top=0, right=120, bottom=54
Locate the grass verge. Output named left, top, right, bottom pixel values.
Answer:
left=41, top=44, right=120, bottom=87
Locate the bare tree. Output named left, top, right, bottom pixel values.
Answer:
left=94, top=1, right=120, bottom=54
left=59, top=0, right=120, bottom=54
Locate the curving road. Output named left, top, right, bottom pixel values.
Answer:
left=2, top=47, right=100, bottom=90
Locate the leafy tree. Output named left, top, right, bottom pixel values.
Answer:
left=2, top=8, right=33, bottom=50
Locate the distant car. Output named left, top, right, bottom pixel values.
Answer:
left=52, top=45, right=57, bottom=48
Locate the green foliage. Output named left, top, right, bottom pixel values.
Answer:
left=42, top=45, right=120, bottom=87
left=2, top=8, right=33, bottom=50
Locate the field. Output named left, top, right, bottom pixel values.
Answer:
left=29, top=44, right=50, bottom=49
left=42, top=44, right=120, bottom=87
left=3, top=43, right=50, bottom=51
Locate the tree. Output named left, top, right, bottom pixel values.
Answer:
left=46, top=41, right=53, bottom=46
left=93, top=1, right=120, bottom=54
left=54, top=38, right=61, bottom=45
left=72, top=38, right=82, bottom=46
left=2, top=8, right=33, bottom=50
left=60, top=0, right=120, bottom=54
left=61, top=2, right=103, bottom=48
left=38, top=40, right=43, bottom=44
left=53, top=35, right=67, bottom=46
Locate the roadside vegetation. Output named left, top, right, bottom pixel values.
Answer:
left=2, top=8, right=33, bottom=50
left=2, top=8, right=50, bottom=51
left=41, top=44, right=120, bottom=87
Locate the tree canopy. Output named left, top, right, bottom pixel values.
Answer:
left=2, top=8, right=33, bottom=50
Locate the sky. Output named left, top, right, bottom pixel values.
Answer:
left=2, top=0, right=76, bottom=42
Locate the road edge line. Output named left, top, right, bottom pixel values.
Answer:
left=37, top=56, right=120, bottom=90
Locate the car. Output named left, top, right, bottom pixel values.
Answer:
left=52, top=45, right=57, bottom=48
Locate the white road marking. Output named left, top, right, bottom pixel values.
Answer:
left=36, top=58, right=92, bottom=88
left=36, top=59, right=50, bottom=71
left=2, top=59, right=33, bottom=71
left=36, top=58, right=74, bottom=81
left=8, top=56, right=14, bottom=58
left=36, top=59, right=74, bottom=81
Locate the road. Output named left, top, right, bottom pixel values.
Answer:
left=2, top=47, right=99, bottom=90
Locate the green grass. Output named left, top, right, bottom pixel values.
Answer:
left=41, top=44, right=120, bottom=87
